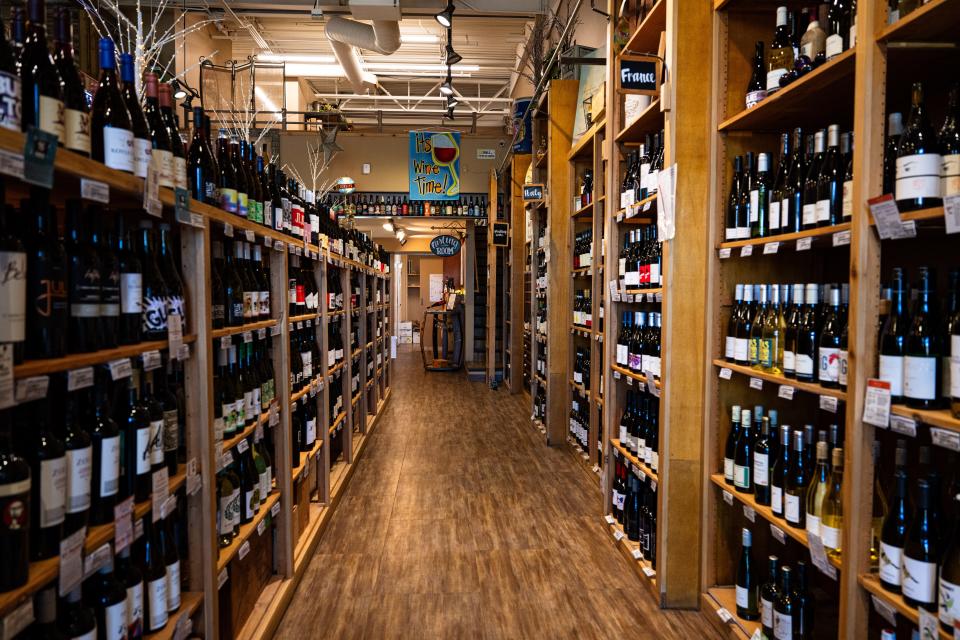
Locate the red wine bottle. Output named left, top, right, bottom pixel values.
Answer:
left=114, top=545, right=144, bottom=639
left=0, top=410, right=30, bottom=591
left=896, top=82, right=942, bottom=212
left=0, top=180, right=27, bottom=363
left=20, top=0, right=64, bottom=139
left=158, top=82, right=186, bottom=190
left=137, top=220, right=169, bottom=340
left=88, top=370, right=120, bottom=526
left=91, top=209, right=118, bottom=349
left=85, top=559, right=128, bottom=640
left=65, top=200, right=101, bottom=354
left=138, top=515, right=168, bottom=632
left=61, top=386, right=92, bottom=536
left=91, top=38, right=134, bottom=172
left=120, top=371, right=151, bottom=503
left=187, top=106, right=208, bottom=202
left=120, top=53, right=151, bottom=179
left=142, top=72, right=173, bottom=188
left=116, top=214, right=142, bottom=346
left=52, top=8, right=89, bottom=157
left=18, top=400, right=64, bottom=561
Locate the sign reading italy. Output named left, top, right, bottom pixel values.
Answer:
left=409, top=131, right=460, bottom=201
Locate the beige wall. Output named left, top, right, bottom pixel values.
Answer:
left=177, top=14, right=231, bottom=97
left=278, top=132, right=507, bottom=194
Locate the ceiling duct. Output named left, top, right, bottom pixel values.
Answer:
left=325, top=1, right=401, bottom=94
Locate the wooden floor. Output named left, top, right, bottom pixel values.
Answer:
left=275, top=348, right=718, bottom=639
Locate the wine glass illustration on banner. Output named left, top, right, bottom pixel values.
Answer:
left=431, top=132, right=460, bottom=197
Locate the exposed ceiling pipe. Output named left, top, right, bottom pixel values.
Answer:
left=325, top=8, right=402, bottom=94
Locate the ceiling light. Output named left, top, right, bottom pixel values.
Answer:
left=400, top=34, right=439, bottom=44
left=172, top=80, right=187, bottom=100
left=396, top=229, right=406, bottom=242
left=258, top=53, right=337, bottom=64
left=445, top=45, right=462, bottom=66
left=435, top=1, right=454, bottom=27
left=445, top=106, right=455, bottom=120
left=440, top=73, right=454, bottom=96
left=364, top=63, right=478, bottom=72
left=447, top=95, right=459, bottom=108
left=383, top=220, right=395, bottom=233
left=283, top=63, right=347, bottom=77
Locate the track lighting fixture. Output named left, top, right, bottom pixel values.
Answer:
left=396, top=229, right=406, bottom=243
left=435, top=1, right=454, bottom=27
left=440, top=72, right=454, bottom=96
left=445, top=45, right=462, bottom=66
left=383, top=219, right=395, bottom=233
left=447, top=95, right=459, bottom=109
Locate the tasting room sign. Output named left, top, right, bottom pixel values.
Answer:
left=492, top=222, right=509, bottom=247
left=430, top=234, right=462, bottom=257
left=617, top=54, right=661, bottom=96
left=409, top=131, right=461, bottom=201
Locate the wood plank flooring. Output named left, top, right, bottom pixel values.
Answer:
left=275, top=348, right=718, bottom=639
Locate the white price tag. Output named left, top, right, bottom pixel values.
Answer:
left=749, top=377, right=763, bottom=390
left=108, top=358, right=133, bottom=380
left=258, top=328, right=267, bottom=339
left=0, top=345, right=12, bottom=410
left=238, top=540, right=251, bottom=560
left=870, top=594, right=898, bottom=627
left=932, top=427, right=960, bottom=452
left=807, top=532, right=838, bottom=580
left=832, top=229, right=851, bottom=246
left=919, top=605, right=939, bottom=639
left=722, top=490, right=734, bottom=505
left=869, top=194, right=909, bottom=240
left=739, top=245, right=754, bottom=257
left=58, top=526, right=86, bottom=596
left=889, top=414, right=918, bottom=438
left=177, top=344, right=190, bottom=361
left=81, top=179, right=109, bottom=203
left=718, top=247, right=732, bottom=259
left=271, top=501, right=281, bottom=517
left=605, top=514, right=616, bottom=525
left=750, top=631, right=763, bottom=640
left=82, top=543, right=112, bottom=579
left=15, top=375, right=48, bottom=403
left=152, top=469, right=169, bottom=522
left=763, top=241, right=780, bottom=255
left=217, top=568, right=229, bottom=590
left=67, top=367, right=95, bottom=391
left=114, top=496, right=134, bottom=553
left=0, top=600, right=34, bottom=639
left=224, top=223, right=234, bottom=237
left=237, top=439, right=249, bottom=454
left=271, top=323, right=281, bottom=336
left=168, top=313, right=183, bottom=354
left=819, top=395, right=839, bottom=413
left=631, top=548, right=643, bottom=560
left=645, top=370, right=660, bottom=397
left=242, top=331, right=253, bottom=343
left=743, top=505, right=756, bottom=522
left=245, top=229, right=255, bottom=242
left=613, top=529, right=625, bottom=541
left=0, top=148, right=24, bottom=180
left=796, top=236, right=813, bottom=251
left=770, top=524, right=786, bottom=544
left=257, top=519, right=267, bottom=536
left=173, top=614, right=193, bottom=640
left=862, top=379, right=892, bottom=428
left=778, top=385, right=795, bottom=400
left=945, top=194, right=960, bottom=234
left=719, top=367, right=732, bottom=380
left=626, top=376, right=633, bottom=386
left=715, top=607, right=733, bottom=623
left=641, top=566, right=656, bottom=578
left=142, top=349, right=162, bottom=371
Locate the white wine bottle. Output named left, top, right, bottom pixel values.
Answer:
left=736, top=528, right=759, bottom=620
left=821, top=447, right=844, bottom=558
left=805, top=441, right=830, bottom=538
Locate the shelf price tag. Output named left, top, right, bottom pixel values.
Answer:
left=932, top=427, right=960, bottom=452
left=257, top=519, right=267, bottom=536
left=83, top=543, right=112, bottom=579
left=168, top=313, right=183, bottom=355
left=173, top=614, right=193, bottom=640
left=807, top=532, right=838, bottom=580
left=918, top=606, right=938, bottom=639
left=142, top=350, right=162, bottom=371
left=258, top=328, right=267, bottom=339
left=749, top=377, right=763, bottom=390
left=631, top=548, right=643, bottom=560
left=722, top=490, right=734, bottom=505
left=15, top=375, right=49, bottom=403
left=238, top=540, right=251, bottom=560
left=0, top=345, right=11, bottom=409
left=945, top=194, right=960, bottom=235
left=108, top=358, right=133, bottom=380
left=819, top=395, right=839, bottom=413
left=245, top=230, right=255, bottom=242
left=870, top=594, right=898, bottom=627
left=718, top=247, right=731, bottom=259
left=743, top=505, right=756, bottom=522
left=778, top=385, right=795, bottom=400
left=151, top=469, right=169, bottom=522
left=271, top=501, right=281, bottom=517
left=763, top=241, right=780, bottom=255
left=796, top=237, right=813, bottom=251
left=217, top=568, right=229, bottom=590
left=832, top=229, right=851, bottom=246
left=80, top=179, right=109, bottom=203
left=641, top=565, right=656, bottom=578
left=0, top=600, right=35, bottom=639
left=23, top=127, right=57, bottom=188
left=862, top=379, right=892, bottom=428
left=114, top=497, right=134, bottom=553
left=613, top=528, right=625, bottom=541
left=739, top=245, right=753, bottom=257
left=143, top=157, right=162, bottom=217
left=719, top=367, right=732, bottom=380
left=224, top=223, right=234, bottom=237
left=67, top=367, right=94, bottom=392
left=715, top=608, right=733, bottom=623
left=242, top=331, right=253, bottom=343
left=0, top=148, right=24, bottom=180
left=750, top=631, right=763, bottom=640
left=604, top=514, right=616, bottom=525
left=613, top=370, right=621, bottom=380
left=889, top=414, right=918, bottom=438
left=58, top=526, right=86, bottom=596
left=769, top=524, right=786, bottom=544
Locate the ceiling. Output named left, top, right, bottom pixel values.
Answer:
left=200, top=1, right=542, bottom=128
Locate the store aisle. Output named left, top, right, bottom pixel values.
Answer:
left=275, top=348, right=715, bottom=639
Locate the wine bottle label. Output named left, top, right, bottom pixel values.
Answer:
left=747, top=190, right=758, bottom=223
left=574, top=371, right=582, bottom=384
left=165, top=557, right=181, bottom=611
left=120, top=273, right=142, bottom=314
left=219, top=495, right=234, bottom=534
left=735, top=585, right=750, bottom=609
left=244, top=390, right=255, bottom=420
left=136, top=426, right=151, bottom=474
left=306, top=418, right=317, bottom=445
left=878, top=354, right=905, bottom=396
left=100, top=435, right=120, bottom=497
left=818, top=346, right=840, bottom=383
left=38, top=95, right=65, bottom=138
left=795, top=353, right=814, bottom=377
left=628, top=352, right=642, bottom=371
left=783, top=349, right=795, bottom=374
left=806, top=513, right=820, bottom=537
left=773, top=611, right=793, bottom=640
left=940, top=577, right=960, bottom=626
left=624, top=270, right=640, bottom=287
left=147, top=576, right=168, bottom=630
left=73, top=630, right=96, bottom=640
left=723, top=336, right=735, bottom=361
left=65, top=445, right=92, bottom=513
left=825, top=34, right=843, bottom=59
left=761, top=596, right=774, bottom=628
left=221, top=188, right=239, bottom=214
left=760, top=338, right=774, bottom=369
left=0, top=250, right=27, bottom=342
left=0, top=71, right=21, bottom=131
left=650, top=262, right=660, bottom=285
left=0, top=477, right=29, bottom=537
left=102, top=598, right=126, bottom=640
left=902, top=556, right=937, bottom=603
left=243, top=291, right=254, bottom=319
left=39, top=457, right=67, bottom=528
left=168, top=296, right=184, bottom=322
left=896, top=154, right=942, bottom=200
left=815, top=199, right=831, bottom=223
left=652, top=451, right=659, bottom=472
left=174, top=157, right=187, bottom=190
left=771, top=486, right=782, bottom=514
left=244, top=488, right=258, bottom=520
left=163, top=409, right=179, bottom=454
left=952, top=337, right=960, bottom=398
left=801, top=203, right=817, bottom=226
left=103, top=127, right=134, bottom=172
left=149, top=419, right=164, bottom=465
left=69, top=257, right=101, bottom=319
left=142, top=294, right=168, bottom=334
left=879, top=541, right=903, bottom=586
left=733, top=463, right=750, bottom=489
left=63, top=108, right=91, bottom=154
left=734, top=337, right=748, bottom=363
left=127, top=580, right=144, bottom=636
left=156, top=149, right=174, bottom=188
left=768, top=200, right=781, bottom=231
left=943, top=155, right=960, bottom=197
left=766, top=69, right=788, bottom=92
left=746, top=90, right=767, bottom=109
left=785, top=493, right=801, bottom=524
left=904, top=355, right=937, bottom=401
left=842, top=180, right=853, bottom=219
left=748, top=337, right=760, bottom=365
left=134, top=137, right=152, bottom=178
left=821, top=523, right=841, bottom=550
left=238, top=192, right=249, bottom=219
left=235, top=396, right=246, bottom=425
left=753, top=452, right=769, bottom=486
left=614, top=491, right=625, bottom=511
left=336, top=347, right=343, bottom=360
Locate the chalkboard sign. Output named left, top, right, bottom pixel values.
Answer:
left=617, top=54, right=661, bottom=96
left=430, top=234, right=462, bottom=257
left=492, top=222, right=509, bottom=247
left=523, top=184, right=544, bottom=201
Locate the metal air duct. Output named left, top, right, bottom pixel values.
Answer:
left=325, top=1, right=402, bottom=94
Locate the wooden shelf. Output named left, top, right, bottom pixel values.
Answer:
left=611, top=364, right=661, bottom=389
left=614, top=193, right=658, bottom=222
left=327, top=361, right=345, bottom=377
left=572, top=201, right=595, bottom=219
left=623, top=287, right=663, bottom=297
left=216, top=491, right=281, bottom=572
left=145, top=591, right=204, bottom=640
left=621, top=0, right=666, bottom=56
left=891, top=404, right=960, bottom=432
left=571, top=266, right=593, bottom=276
left=290, top=385, right=310, bottom=404
left=601, top=517, right=658, bottom=599
left=221, top=405, right=274, bottom=454
left=291, top=440, right=323, bottom=482
left=710, top=474, right=842, bottom=569
left=211, top=319, right=278, bottom=340
left=14, top=334, right=198, bottom=378
left=288, top=313, right=321, bottom=324
left=701, top=587, right=760, bottom=640
left=869, top=205, right=944, bottom=227
left=717, top=222, right=852, bottom=251
left=719, top=48, right=857, bottom=132
left=877, top=0, right=960, bottom=43
left=570, top=324, right=593, bottom=339
left=859, top=573, right=952, bottom=639
left=615, top=98, right=663, bottom=143
left=611, top=438, right=659, bottom=482
left=325, top=309, right=346, bottom=317
left=569, top=379, right=591, bottom=398
left=568, top=117, right=605, bottom=160
left=328, top=411, right=347, bottom=436
left=713, top=359, right=847, bottom=400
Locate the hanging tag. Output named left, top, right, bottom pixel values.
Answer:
left=0, top=148, right=24, bottom=180
left=889, top=414, right=918, bottom=438
left=832, top=230, right=851, bottom=246
left=0, top=600, right=34, bottom=640
left=81, top=179, right=109, bottom=203
left=114, top=496, right=134, bottom=553
left=719, top=367, right=732, bottom=380
left=715, top=608, right=733, bottom=623
left=613, top=528, right=625, bottom=541
left=945, top=194, right=960, bottom=234
left=218, top=569, right=229, bottom=590
left=238, top=540, right=251, bottom=560
left=931, top=427, right=960, bottom=452
left=743, top=505, right=756, bottom=522
left=67, top=367, right=95, bottom=392
left=807, top=533, right=838, bottom=580
left=108, top=358, right=133, bottom=380
left=749, top=377, right=763, bottom=390
left=819, top=395, right=839, bottom=413
left=0, top=345, right=12, bottom=409
left=718, top=247, right=732, bottom=259
left=862, top=379, right=892, bottom=428
left=769, top=524, right=786, bottom=544
left=763, top=242, right=780, bottom=255
left=23, top=127, right=57, bottom=188
left=15, top=375, right=48, bottom=403
left=168, top=313, right=183, bottom=354
left=173, top=614, right=193, bottom=640
left=258, top=328, right=267, bottom=339
left=83, top=543, right=113, bottom=579
left=722, top=490, right=734, bottom=505
left=796, top=237, right=813, bottom=251
left=257, top=519, right=267, bottom=536
left=604, top=514, right=616, bottom=525
left=871, top=594, right=898, bottom=627
left=631, top=548, right=643, bottom=560
left=177, top=344, right=190, bottom=361
left=152, top=469, right=169, bottom=522
left=641, top=565, right=656, bottom=578
left=271, top=501, right=281, bottom=517
left=245, top=230, right=255, bottom=242
left=142, top=350, right=162, bottom=371
left=778, top=385, right=795, bottom=400
left=739, top=245, right=753, bottom=257
left=919, top=606, right=939, bottom=639
left=143, top=156, right=161, bottom=217
left=58, top=526, right=86, bottom=596
left=224, top=223, right=234, bottom=238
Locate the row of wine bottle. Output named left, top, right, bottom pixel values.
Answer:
left=614, top=311, right=662, bottom=379
left=1, top=189, right=187, bottom=363
left=337, top=193, right=490, bottom=218
left=572, top=289, right=592, bottom=329
left=214, top=337, right=276, bottom=440
left=619, top=132, right=665, bottom=206
left=610, top=450, right=657, bottom=566
left=725, top=126, right=852, bottom=241
left=211, top=239, right=271, bottom=329
left=568, top=390, right=590, bottom=453
left=725, top=282, right=848, bottom=387
left=573, top=230, right=592, bottom=269
left=216, top=428, right=274, bottom=550
left=723, top=404, right=844, bottom=554
left=617, top=226, right=662, bottom=289
left=617, top=390, right=660, bottom=472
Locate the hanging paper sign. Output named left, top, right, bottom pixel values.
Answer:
left=617, top=55, right=662, bottom=96
left=409, top=131, right=460, bottom=201
left=523, top=184, right=544, bottom=201
left=335, top=177, right=355, bottom=194
left=492, top=222, right=509, bottom=246
left=429, top=235, right=461, bottom=257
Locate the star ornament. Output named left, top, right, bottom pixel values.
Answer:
left=321, top=126, right=343, bottom=165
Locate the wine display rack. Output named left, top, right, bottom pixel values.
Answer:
left=0, top=128, right=393, bottom=639
left=703, top=0, right=960, bottom=638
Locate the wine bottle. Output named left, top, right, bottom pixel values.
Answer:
left=818, top=285, right=842, bottom=387
left=904, top=266, right=940, bottom=409
left=773, top=565, right=796, bottom=640
left=52, top=8, right=89, bottom=156
left=795, top=284, right=819, bottom=383
left=771, top=424, right=791, bottom=518
left=799, top=8, right=826, bottom=63
left=736, top=528, right=760, bottom=620
left=879, top=268, right=908, bottom=402
left=20, top=400, right=64, bottom=561
left=91, top=38, right=134, bottom=172
left=114, top=545, right=144, bottom=639
left=58, top=587, right=96, bottom=639
left=826, top=0, right=850, bottom=59
left=939, top=492, right=960, bottom=629
left=92, top=212, right=117, bottom=351
left=815, top=125, right=843, bottom=227
left=760, top=555, right=780, bottom=638
left=805, top=441, right=829, bottom=539
left=883, top=112, right=904, bottom=195
left=783, top=283, right=804, bottom=378
left=61, top=388, right=91, bottom=535
left=89, top=372, right=120, bottom=525
left=26, top=190, right=68, bottom=359
left=32, top=586, right=65, bottom=639
left=64, top=201, right=101, bottom=353
left=217, top=129, right=238, bottom=214
left=187, top=107, right=208, bottom=202
left=119, top=54, right=151, bottom=179
left=20, top=0, right=64, bottom=139
left=870, top=441, right=888, bottom=569
left=157, top=223, right=185, bottom=330
left=751, top=153, right=771, bottom=238
left=784, top=430, right=807, bottom=529
left=794, top=561, right=815, bottom=637
left=159, top=501, right=181, bottom=613
left=820, top=446, right=844, bottom=558
left=726, top=285, right=743, bottom=362
left=734, top=408, right=753, bottom=493
left=0, top=411, right=30, bottom=590
left=941, top=83, right=960, bottom=199
left=802, top=131, right=825, bottom=230
left=735, top=285, right=754, bottom=366
left=158, top=360, right=180, bottom=477
left=896, top=82, right=942, bottom=212
left=138, top=221, right=169, bottom=340
left=121, top=371, right=152, bottom=503
left=781, top=128, right=805, bottom=234
left=942, top=270, right=959, bottom=403
left=139, top=516, right=168, bottom=632
left=879, top=468, right=910, bottom=593
left=217, top=468, right=236, bottom=548
left=86, top=559, right=128, bottom=640
left=0, top=10, right=21, bottom=132
left=116, top=214, right=142, bottom=346
left=158, top=83, right=186, bottom=190
left=142, top=72, right=173, bottom=189
left=0, top=189, right=26, bottom=361
left=902, top=478, right=939, bottom=610
left=746, top=41, right=767, bottom=109
left=754, top=416, right=773, bottom=506
left=762, top=284, right=786, bottom=374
